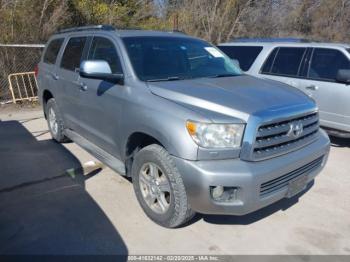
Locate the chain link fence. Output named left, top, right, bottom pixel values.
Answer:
left=0, top=44, right=44, bottom=104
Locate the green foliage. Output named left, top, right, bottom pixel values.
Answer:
left=71, top=0, right=171, bottom=30
left=0, top=0, right=171, bottom=43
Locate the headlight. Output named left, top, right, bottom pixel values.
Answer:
left=186, top=121, right=245, bottom=148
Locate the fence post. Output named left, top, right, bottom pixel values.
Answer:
left=7, top=74, right=16, bottom=104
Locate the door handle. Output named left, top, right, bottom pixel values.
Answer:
left=79, top=83, right=88, bottom=91
left=73, top=81, right=87, bottom=91
left=305, top=85, right=318, bottom=91
left=51, top=73, right=59, bottom=80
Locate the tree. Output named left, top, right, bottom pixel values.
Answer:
left=0, top=0, right=350, bottom=44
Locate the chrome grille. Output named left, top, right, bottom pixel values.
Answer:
left=253, top=112, right=319, bottom=160
left=260, top=155, right=324, bottom=197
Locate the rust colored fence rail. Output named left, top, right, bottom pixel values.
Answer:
left=8, top=72, right=38, bottom=104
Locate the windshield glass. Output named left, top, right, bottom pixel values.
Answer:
left=122, top=36, right=242, bottom=81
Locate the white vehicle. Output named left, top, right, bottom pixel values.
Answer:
left=218, top=38, right=350, bottom=137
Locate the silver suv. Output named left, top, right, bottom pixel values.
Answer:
left=218, top=38, right=350, bottom=138
left=37, top=27, right=330, bottom=228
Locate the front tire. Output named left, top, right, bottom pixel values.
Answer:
left=46, top=98, right=69, bottom=143
left=131, top=144, right=195, bottom=228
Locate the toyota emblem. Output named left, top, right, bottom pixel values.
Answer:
left=287, top=122, right=304, bottom=138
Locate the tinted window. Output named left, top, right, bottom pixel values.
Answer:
left=122, top=37, right=241, bottom=81
left=43, top=38, right=64, bottom=64
left=270, top=47, right=306, bottom=76
left=88, top=37, right=123, bottom=74
left=61, top=37, right=87, bottom=71
left=261, top=48, right=278, bottom=73
left=217, top=46, right=263, bottom=71
left=309, top=48, right=350, bottom=81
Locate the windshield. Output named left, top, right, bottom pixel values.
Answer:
left=122, top=36, right=242, bottom=81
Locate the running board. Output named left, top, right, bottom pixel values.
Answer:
left=64, top=129, right=126, bottom=176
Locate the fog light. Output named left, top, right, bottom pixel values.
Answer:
left=211, top=186, right=224, bottom=199
left=210, top=186, right=239, bottom=202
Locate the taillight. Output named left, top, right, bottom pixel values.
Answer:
left=34, top=65, right=39, bottom=78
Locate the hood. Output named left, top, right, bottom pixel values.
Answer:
left=147, top=75, right=315, bottom=122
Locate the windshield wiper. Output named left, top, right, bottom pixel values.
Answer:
left=209, top=73, right=238, bottom=78
left=147, top=76, right=184, bottom=82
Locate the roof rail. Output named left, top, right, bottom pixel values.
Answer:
left=57, top=25, right=115, bottom=34
left=116, top=28, right=186, bottom=34
left=230, top=37, right=311, bottom=43
left=171, top=30, right=187, bottom=35
left=55, top=25, right=187, bottom=35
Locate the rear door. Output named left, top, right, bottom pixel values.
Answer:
left=55, top=36, right=89, bottom=132
left=77, top=35, right=125, bottom=158
left=259, top=46, right=307, bottom=89
left=39, top=38, right=64, bottom=103
left=297, top=48, right=350, bottom=131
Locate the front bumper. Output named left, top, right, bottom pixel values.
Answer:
left=173, top=130, right=330, bottom=215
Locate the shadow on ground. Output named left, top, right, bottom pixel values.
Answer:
left=187, top=181, right=314, bottom=226
left=330, top=136, right=350, bottom=148
left=0, top=120, right=128, bottom=256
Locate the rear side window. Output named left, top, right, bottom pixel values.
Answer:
left=61, top=37, right=87, bottom=71
left=218, top=46, right=263, bottom=71
left=271, top=47, right=306, bottom=76
left=43, top=38, right=64, bottom=64
left=261, top=47, right=306, bottom=77
left=88, top=37, right=123, bottom=74
left=309, top=48, right=350, bottom=81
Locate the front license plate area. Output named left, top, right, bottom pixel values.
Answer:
left=286, top=174, right=308, bottom=198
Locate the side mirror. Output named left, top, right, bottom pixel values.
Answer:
left=336, top=69, right=350, bottom=85
left=79, top=60, right=124, bottom=84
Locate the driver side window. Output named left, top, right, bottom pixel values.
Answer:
left=88, top=37, right=123, bottom=74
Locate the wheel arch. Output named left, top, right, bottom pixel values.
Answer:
left=124, top=131, right=168, bottom=176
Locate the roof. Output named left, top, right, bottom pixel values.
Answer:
left=219, top=39, right=350, bottom=49
left=229, top=37, right=310, bottom=43
left=55, top=25, right=190, bottom=39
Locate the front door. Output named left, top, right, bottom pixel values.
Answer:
left=298, top=48, right=350, bottom=132
left=77, top=36, right=125, bottom=158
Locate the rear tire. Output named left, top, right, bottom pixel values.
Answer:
left=46, top=98, right=69, bottom=143
left=131, top=144, right=195, bottom=228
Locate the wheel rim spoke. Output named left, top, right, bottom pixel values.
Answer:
left=157, top=179, right=170, bottom=193
left=139, top=172, right=152, bottom=186
left=157, top=194, right=169, bottom=212
left=48, top=108, right=58, bottom=135
left=144, top=193, right=156, bottom=206
left=149, top=163, right=158, bottom=178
